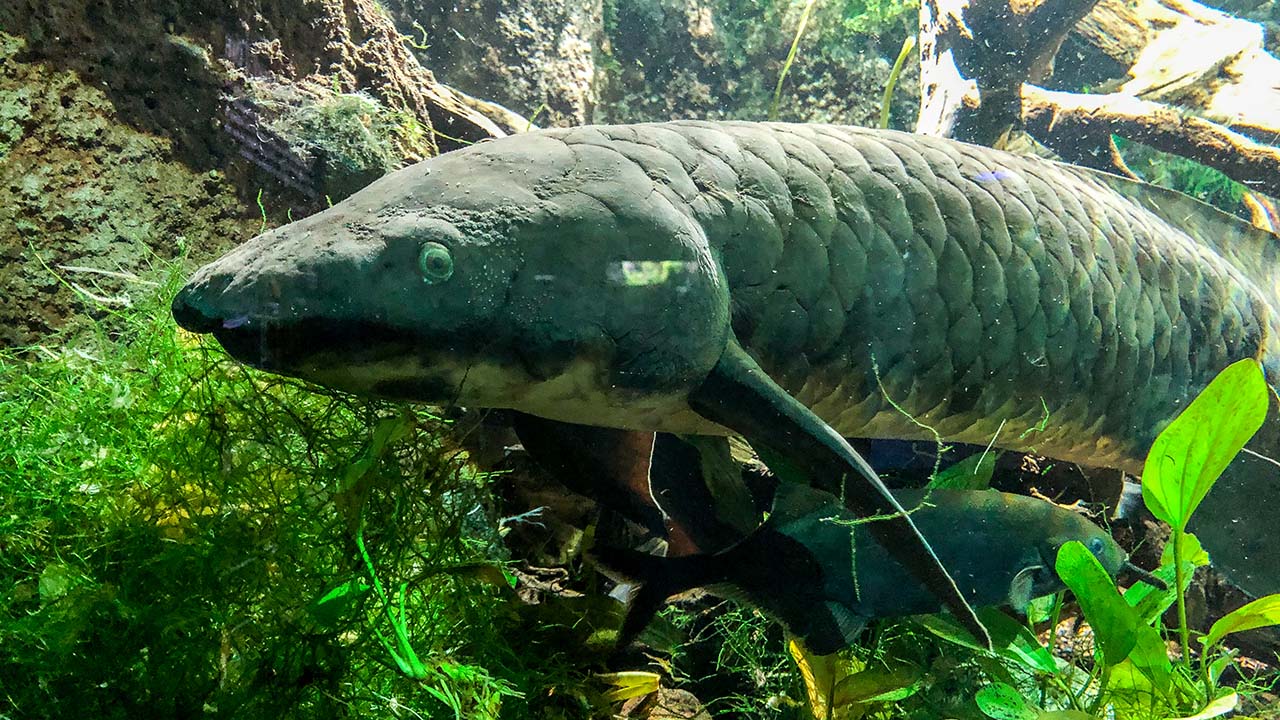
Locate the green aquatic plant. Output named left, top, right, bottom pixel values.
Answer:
left=770, top=0, right=820, bottom=122
left=749, top=359, right=1277, bottom=720
left=879, top=34, right=916, bottom=129
left=1141, top=358, right=1268, bottom=668
left=1114, top=137, right=1247, bottom=216
left=0, top=262, right=597, bottom=719
left=954, top=359, right=1278, bottom=720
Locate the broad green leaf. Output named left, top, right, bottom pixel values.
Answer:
left=1123, top=562, right=1180, bottom=625
left=981, top=608, right=1057, bottom=674
left=1170, top=691, right=1238, bottom=720
left=1126, top=622, right=1173, bottom=689
left=1026, top=593, right=1058, bottom=625
left=974, top=682, right=1037, bottom=720
left=916, top=608, right=1056, bottom=674
left=598, top=671, right=661, bottom=703
left=1141, top=359, right=1268, bottom=531
left=833, top=665, right=922, bottom=705
left=1105, top=660, right=1161, bottom=717
left=1203, top=593, right=1280, bottom=649
left=1207, top=654, right=1233, bottom=685
left=917, top=614, right=988, bottom=652
left=928, top=450, right=998, bottom=490
left=1160, top=531, right=1210, bottom=567
left=1056, top=541, right=1138, bottom=665
left=1124, top=535, right=1205, bottom=625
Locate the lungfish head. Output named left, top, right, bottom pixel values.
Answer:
left=1022, top=503, right=1129, bottom=603
left=172, top=133, right=730, bottom=420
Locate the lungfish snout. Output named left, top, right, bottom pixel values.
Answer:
left=172, top=283, right=226, bottom=334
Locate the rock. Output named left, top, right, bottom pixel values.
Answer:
left=384, top=0, right=605, bottom=126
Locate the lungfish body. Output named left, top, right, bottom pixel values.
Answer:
left=595, top=486, right=1128, bottom=655
left=172, top=121, right=1280, bottom=604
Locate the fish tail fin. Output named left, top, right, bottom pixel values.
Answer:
left=591, top=546, right=718, bottom=650
left=1193, top=416, right=1280, bottom=596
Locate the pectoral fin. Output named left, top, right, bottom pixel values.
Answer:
left=687, top=340, right=991, bottom=648
left=511, top=413, right=665, bottom=537
left=648, top=434, right=756, bottom=554
left=1008, top=565, right=1041, bottom=611
left=825, top=602, right=868, bottom=651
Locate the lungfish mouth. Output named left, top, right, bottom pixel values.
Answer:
left=215, top=317, right=419, bottom=372
left=173, top=291, right=413, bottom=373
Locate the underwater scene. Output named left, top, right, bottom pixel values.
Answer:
left=6, top=0, right=1280, bottom=717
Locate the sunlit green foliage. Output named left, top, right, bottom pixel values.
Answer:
left=838, top=0, right=919, bottom=38
left=0, top=265, right=601, bottom=719
left=1114, top=137, right=1247, bottom=216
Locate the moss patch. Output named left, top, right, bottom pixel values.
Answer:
left=0, top=32, right=259, bottom=347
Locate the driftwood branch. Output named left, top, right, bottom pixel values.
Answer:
left=918, top=0, right=1103, bottom=142
left=1075, top=0, right=1280, bottom=144
left=918, top=0, right=1280, bottom=226
left=230, top=0, right=525, bottom=154
left=1023, top=87, right=1280, bottom=198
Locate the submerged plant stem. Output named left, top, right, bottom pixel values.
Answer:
left=1174, top=530, right=1191, bottom=669
left=769, top=0, right=819, bottom=121
left=880, top=34, right=916, bottom=129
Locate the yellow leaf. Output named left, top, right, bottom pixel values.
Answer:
left=598, top=670, right=661, bottom=703
left=788, top=638, right=865, bottom=719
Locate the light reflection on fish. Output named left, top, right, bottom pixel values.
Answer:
left=607, top=260, right=699, bottom=287
left=973, top=169, right=1017, bottom=183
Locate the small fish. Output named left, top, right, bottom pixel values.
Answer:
left=973, top=168, right=1017, bottom=183
left=222, top=314, right=251, bottom=330
left=595, top=485, right=1158, bottom=655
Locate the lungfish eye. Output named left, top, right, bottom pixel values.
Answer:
left=418, top=242, right=454, bottom=283
left=1088, top=537, right=1107, bottom=556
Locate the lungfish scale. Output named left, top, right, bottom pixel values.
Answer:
left=172, top=121, right=1280, bottom=604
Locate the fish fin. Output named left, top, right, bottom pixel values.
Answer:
left=795, top=603, right=864, bottom=656
left=1192, top=418, right=1280, bottom=596
left=679, top=435, right=761, bottom=536
left=1008, top=565, right=1040, bottom=611
left=1090, top=169, right=1280, bottom=293
left=688, top=340, right=991, bottom=649
left=825, top=602, right=867, bottom=651
left=511, top=413, right=665, bottom=537
left=590, top=546, right=716, bottom=650
left=648, top=434, right=752, bottom=555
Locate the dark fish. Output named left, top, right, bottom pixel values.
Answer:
left=596, top=485, right=1138, bottom=655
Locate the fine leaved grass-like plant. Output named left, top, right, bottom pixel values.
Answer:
left=0, top=261, right=599, bottom=719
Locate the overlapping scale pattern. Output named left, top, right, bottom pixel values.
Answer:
left=550, top=121, right=1279, bottom=471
